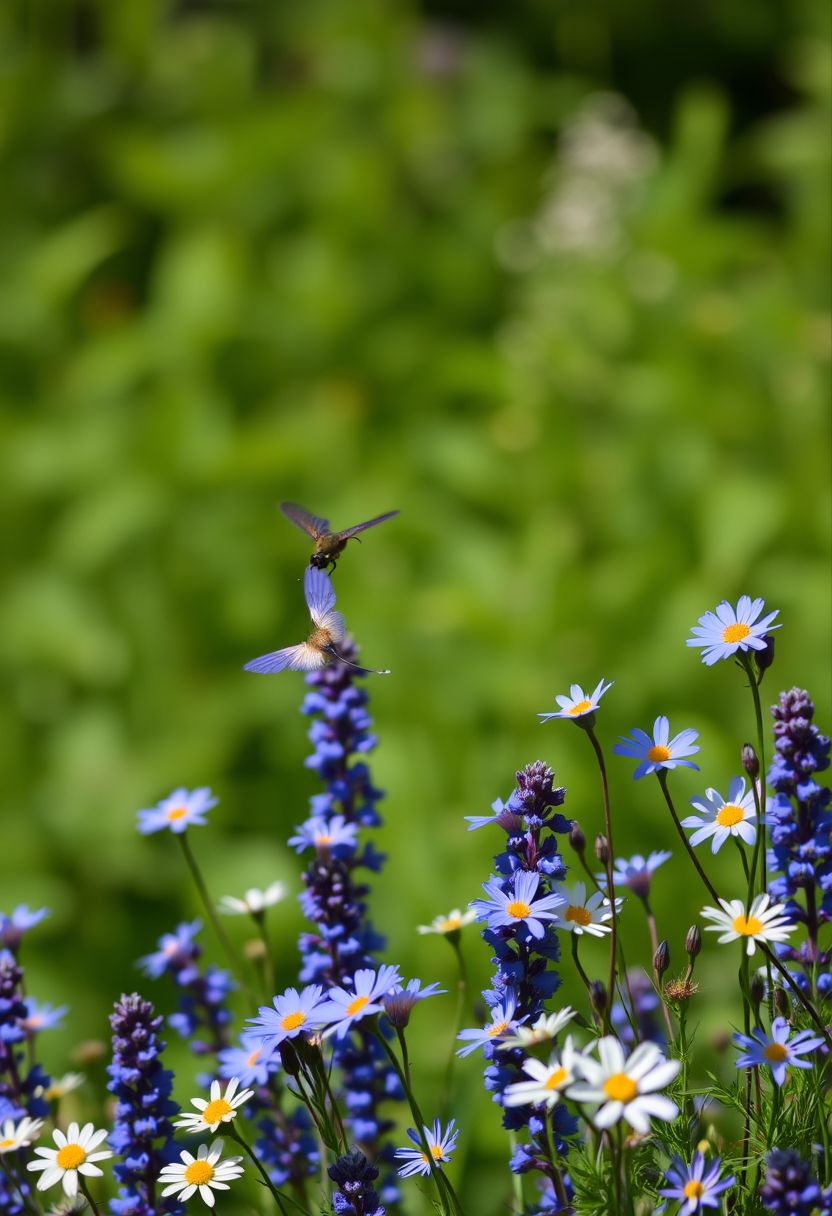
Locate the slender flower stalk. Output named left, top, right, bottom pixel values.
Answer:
left=176, top=833, right=251, bottom=997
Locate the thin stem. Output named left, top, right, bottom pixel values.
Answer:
left=396, top=1026, right=413, bottom=1093
left=656, top=771, right=720, bottom=903
left=79, top=1178, right=102, bottom=1216
left=570, top=934, right=595, bottom=1014
left=0, top=1157, right=41, bottom=1216
left=229, top=1124, right=295, bottom=1216
left=254, top=912, right=275, bottom=997
left=544, top=1115, right=569, bottom=1210
left=585, top=725, right=618, bottom=1027
left=441, top=938, right=467, bottom=1116
left=739, top=653, right=768, bottom=899
left=177, top=832, right=253, bottom=999
left=507, top=1132, right=525, bottom=1214
left=645, top=906, right=674, bottom=1039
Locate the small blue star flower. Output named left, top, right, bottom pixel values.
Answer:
left=658, top=1152, right=735, bottom=1214
left=538, top=679, right=613, bottom=722
left=471, top=870, right=566, bottom=939
left=218, top=1032, right=279, bottom=1087
left=456, top=989, right=523, bottom=1057
left=598, top=851, right=672, bottom=901
left=686, top=595, right=780, bottom=666
left=382, top=979, right=445, bottom=1029
left=318, top=966, right=403, bottom=1040
left=733, top=1016, right=823, bottom=1087
left=464, top=797, right=525, bottom=833
left=0, top=906, right=50, bottom=952
left=20, top=999, right=68, bottom=1035
left=136, top=787, right=217, bottom=835
left=287, top=814, right=359, bottom=857
left=247, top=984, right=333, bottom=1052
left=138, top=920, right=202, bottom=979
left=394, top=1118, right=458, bottom=1178
left=612, top=716, right=699, bottom=779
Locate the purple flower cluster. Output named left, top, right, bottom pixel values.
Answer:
left=759, top=1149, right=832, bottom=1215
left=138, top=921, right=233, bottom=1055
left=466, top=761, right=577, bottom=1188
left=328, top=1146, right=386, bottom=1216
left=0, top=952, right=51, bottom=1215
left=107, top=993, right=183, bottom=1216
left=766, top=688, right=831, bottom=997
left=294, top=644, right=401, bottom=1199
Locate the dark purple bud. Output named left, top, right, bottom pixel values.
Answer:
left=595, top=834, right=610, bottom=865
left=741, top=743, right=759, bottom=779
left=755, top=634, right=776, bottom=672
left=685, top=925, right=702, bottom=959
left=278, top=1039, right=302, bottom=1077
left=750, top=971, right=765, bottom=1007
left=569, top=822, right=586, bottom=854
left=774, top=985, right=791, bottom=1020
left=653, top=940, right=670, bottom=977
left=589, top=980, right=607, bottom=1015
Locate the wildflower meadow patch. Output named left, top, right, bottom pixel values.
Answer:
left=0, top=569, right=829, bottom=1216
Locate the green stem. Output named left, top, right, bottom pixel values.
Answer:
left=645, top=905, right=674, bottom=1039
left=79, top=1178, right=102, bottom=1216
left=656, top=772, right=720, bottom=903
left=766, top=1077, right=781, bottom=1148
left=585, top=726, right=618, bottom=1032
left=507, top=1132, right=525, bottom=1213
left=254, top=912, right=275, bottom=997
left=0, top=1157, right=41, bottom=1216
left=733, top=835, right=750, bottom=885
left=441, top=938, right=467, bottom=1116
left=229, top=1123, right=296, bottom=1216
left=739, top=652, right=768, bottom=899
left=177, top=832, right=252, bottom=998
left=570, top=934, right=596, bottom=1021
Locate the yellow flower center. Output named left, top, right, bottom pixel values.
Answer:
left=184, top=1160, right=214, bottom=1186
left=506, top=900, right=532, bottom=919
left=280, top=1011, right=306, bottom=1032
left=487, top=1020, right=509, bottom=1037
left=345, top=995, right=369, bottom=1016
left=731, top=914, right=763, bottom=936
left=316, top=834, right=332, bottom=845
left=431, top=1144, right=443, bottom=1160
left=247, top=1049, right=261, bottom=1067
left=569, top=699, right=592, bottom=716
left=56, top=1144, right=86, bottom=1170
left=715, top=803, right=744, bottom=827
left=763, top=1043, right=789, bottom=1063
left=0, top=1139, right=15, bottom=1149
left=683, top=1180, right=705, bottom=1200
left=603, top=1073, right=638, bottom=1103
left=166, top=806, right=188, bottom=821
left=202, top=1098, right=233, bottom=1125
left=722, top=622, right=751, bottom=644
left=565, top=905, right=592, bottom=927
left=440, top=917, right=461, bottom=932
left=545, top=1067, right=568, bottom=1090
left=647, top=745, right=672, bottom=763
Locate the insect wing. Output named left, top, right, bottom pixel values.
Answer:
left=304, top=566, right=338, bottom=626
left=244, top=644, right=327, bottom=674
left=338, top=510, right=399, bottom=540
left=318, top=609, right=346, bottom=645
left=280, top=502, right=331, bottom=539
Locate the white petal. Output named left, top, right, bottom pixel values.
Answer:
left=199, top=1185, right=217, bottom=1206
left=62, top=1171, right=79, bottom=1198
left=593, top=1101, right=622, bottom=1129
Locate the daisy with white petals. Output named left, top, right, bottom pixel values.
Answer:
left=218, top=882, right=286, bottom=917
left=416, top=908, right=477, bottom=936
left=159, top=1139, right=244, bottom=1208
left=0, top=1117, right=44, bottom=1153
left=686, top=595, right=780, bottom=666
left=538, top=679, right=613, bottom=723
left=566, top=1037, right=680, bottom=1133
left=551, top=881, right=616, bottom=937
left=174, top=1077, right=253, bottom=1134
left=701, top=894, right=795, bottom=956
left=504, top=1037, right=582, bottom=1109
left=681, top=777, right=759, bottom=853
left=27, top=1122, right=113, bottom=1197
left=498, top=1007, right=576, bottom=1051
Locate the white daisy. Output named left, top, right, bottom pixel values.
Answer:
left=551, top=881, right=617, bottom=937
left=504, top=1037, right=583, bottom=1109
left=566, top=1037, right=680, bottom=1133
left=681, top=777, right=759, bottom=853
left=159, top=1139, right=244, bottom=1208
left=27, top=1122, right=113, bottom=1197
left=686, top=595, right=780, bottom=665
left=538, top=679, right=613, bottom=722
left=218, top=882, right=286, bottom=916
left=0, top=1117, right=44, bottom=1153
left=38, top=1073, right=86, bottom=1103
left=174, top=1077, right=254, bottom=1134
left=701, top=894, right=795, bottom=956
left=416, top=908, right=477, bottom=936
left=498, top=1007, right=577, bottom=1051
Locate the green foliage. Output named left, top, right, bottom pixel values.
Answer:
left=0, top=0, right=829, bottom=1210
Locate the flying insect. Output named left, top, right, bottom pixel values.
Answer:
left=244, top=566, right=389, bottom=675
left=279, top=502, right=399, bottom=571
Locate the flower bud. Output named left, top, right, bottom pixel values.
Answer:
left=569, top=821, right=586, bottom=854
left=741, top=743, right=759, bottom=780
left=244, top=937, right=267, bottom=960
left=685, top=925, right=702, bottom=959
left=653, top=940, right=670, bottom=978
left=774, top=985, right=791, bottom=1020
left=278, top=1040, right=302, bottom=1077
left=595, top=834, right=610, bottom=865
left=749, top=971, right=765, bottom=1007
left=755, top=634, right=776, bottom=672
left=588, top=980, right=607, bottom=1015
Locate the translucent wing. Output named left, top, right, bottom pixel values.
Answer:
left=304, top=566, right=337, bottom=625
left=338, top=510, right=399, bottom=539
left=280, top=502, right=330, bottom=539
left=318, top=609, right=346, bottom=645
left=244, top=644, right=328, bottom=674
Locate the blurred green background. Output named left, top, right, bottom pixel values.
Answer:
left=0, top=0, right=829, bottom=1210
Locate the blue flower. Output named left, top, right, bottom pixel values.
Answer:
left=686, top=595, right=780, bottom=666
left=328, top=1147, right=385, bottom=1216
left=471, top=871, right=566, bottom=940
left=599, top=851, right=672, bottom=901
left=456, top=990, right=523, bottom=1058
left=464, top=797, right=525, bottom=833
left=0, top=907, right=50, bottom=954
left=538, top=679, right=613, bottom=723
left=287, top=815, right=359, bottom=857
left=246, top=985, right=333, bottom=1053
left=217, top=1033, right=278, bottom=1088
left=319, top=966, right=403, bottom=1040
left=658, top=1152, right=734, bottom=1214
left=612, top=717, right=699, bottom=779
left=733, top=1017, right=823, bottom=1087
left=759, top=1149, right=827, bottom=1215
left=136, top=787, right=217, bottom=835
left=19, top=1000, right=68, bottom=1035
left=394, top=1118, right=458, bottom=1178
left=382, top=980, right=445, bottom=1029
left=138, top=922, right=203, bottom=980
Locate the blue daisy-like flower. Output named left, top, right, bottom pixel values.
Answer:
left=287, top=814, right=359, bottom=857
left=686, top=595, right=780, bottom=666
left=612, top=716, right=699, bottom=779
left=382, top=979, right=445, bottom=1029
left=733, top=1016, right=823, bottom=1087
left=456, top=990, right=523, bottom=1057
left=538, top=678, right=613, bottom=723
left=218, top=1032, right=278, bottom=1087
left=247, top=984, right=333, bottom=1052
left=597, top=851, right=672, bottom=901
left=0, top=906, right=50, bottom=953
left=19, top=999, right=68, bottom=1035
left=138, top=919, right=202, bottom=979
left=658, top=1152, right=735, bottom=1214
left=464, top=797, right=524, bottom=833
left=136, top=787, right=217, bottom=835
left=394, top=1117, right=459, bottom=1178
left=317, top=965, right=403, bottom=1040
left=471, top=870, right=566, bottom=939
